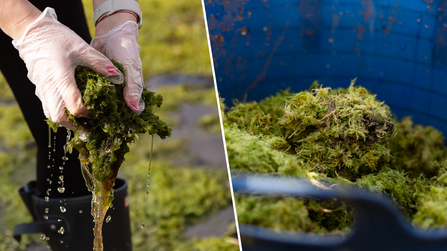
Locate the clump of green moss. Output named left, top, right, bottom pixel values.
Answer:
left=49, top=62, right=171, bottom=207
left=224, top=90, right=290, bottom=136
left=224, top=79, right=447, bottom=233
left=235, top=195, right=313, bottom=232
left=47, top=62, right=171, bottom=249
left=390, top=117, right=447, bottom=178
left=225, top=124, right=304, bottom=176
left=280, top=80, right=395, bottom=180
left=412, top=160, right=447, bottom=229
left=356, top=167, right=428, bottom=217
left=235, top=194, right=353, bottom=234
left=227, top=80, right=395, bottom=181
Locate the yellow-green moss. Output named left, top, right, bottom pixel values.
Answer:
left=224, top=80, right=447, bottom=233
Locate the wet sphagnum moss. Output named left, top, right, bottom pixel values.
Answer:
left=47, top=62, right=171, bottom=248
left=225, top=79, right=447, bottom=233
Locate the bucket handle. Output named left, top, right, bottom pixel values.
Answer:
left=233, top=175, right=447, bottom=251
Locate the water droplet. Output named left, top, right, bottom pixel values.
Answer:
left=59, top=166, right=64, bottom=170
left=60, top=206, right=66, bottom=213
left=60, top=240, right=64, bottom=244
left=62, top=156, right=69, bottom=161
left=44, top=215, right=48, bottom=220
left=141, top=224, right=145, bottom=228
left=47, top=165, right=51, bottom=169
left=58, top=187, right=65, bottom=193
left=45, top=237, right=50, bottom=241
left=146, top=191, right=149, bottom=196
left=79, top=210, right=83, bottom=214
left=40, top=234, right=46, bottom=240
left=45, top=197, right=49, bottom=202
left=59, top=175, right=64, bottom=181
left=58, top=227, right=65, bottom=234
left=147, top=184, right=150, bottom=187
left=106, top=215, right=112, bottom=223
left=240, top=27, right=249, bottom=35
left=45, top=208, right=49, bottom=214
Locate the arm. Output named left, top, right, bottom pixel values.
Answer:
left=93, top=0, right=139, bottom=36
left=90, top=0, right=145, bottom=114
left=0, top=0, right=41, bottom=40
left=0, top=1, right=124, bottom=131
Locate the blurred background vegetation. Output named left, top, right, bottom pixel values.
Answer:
left=0, top=0, right=238, bottom=250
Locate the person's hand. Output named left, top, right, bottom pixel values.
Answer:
left=12, top=7, right=124, bottom=130
left=91, top=20, right=145, bottom=114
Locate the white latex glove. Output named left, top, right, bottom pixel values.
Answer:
left=91, top=21, right=145, bottom=114
left=12, top=8, right=124, bottom=130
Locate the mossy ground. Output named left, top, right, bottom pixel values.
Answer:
left=224, top=81, right=447, bottom=233
left=0, top=1, right=237, bottom=250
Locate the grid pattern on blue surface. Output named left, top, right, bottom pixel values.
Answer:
left=206, top=0, right=447, bottom=137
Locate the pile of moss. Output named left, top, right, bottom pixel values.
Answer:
left=224, top=80, right=447, bottom=233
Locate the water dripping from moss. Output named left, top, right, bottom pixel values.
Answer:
left=58, top=227, right=65, bottom=234
left=146, top=134, right=154, bottom=196
left=48, top=126, right=51, bottom=148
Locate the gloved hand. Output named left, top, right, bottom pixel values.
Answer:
left=12, top=7, right=124, bottom=131
left=91, top=21, right=145, bottom=114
